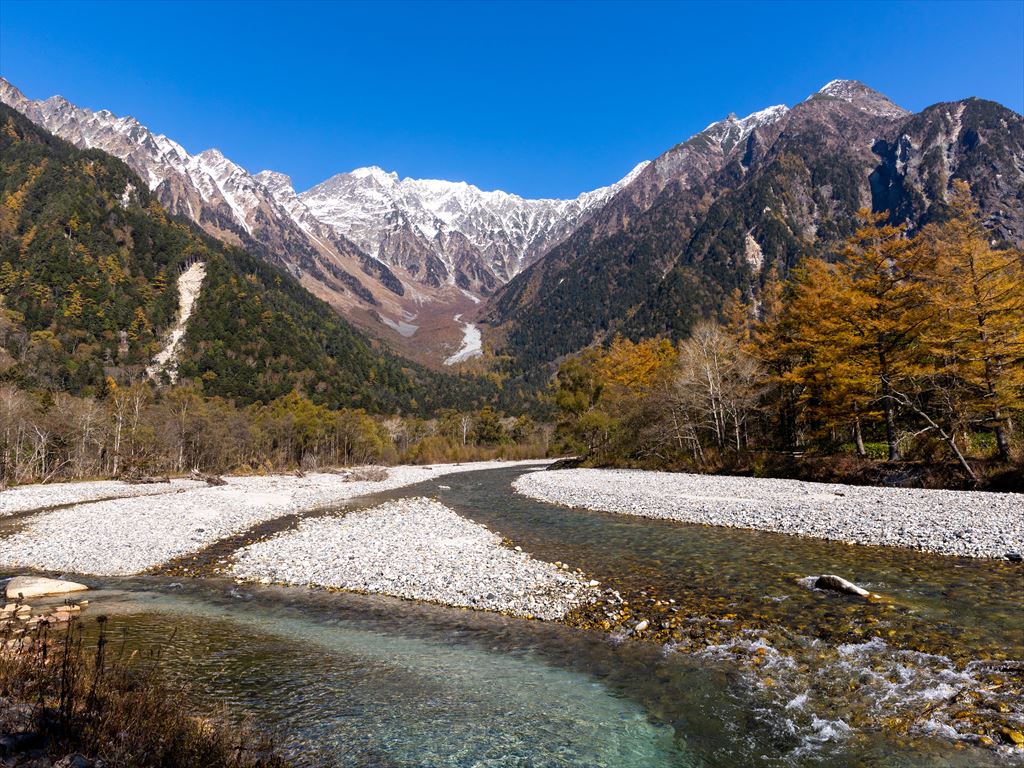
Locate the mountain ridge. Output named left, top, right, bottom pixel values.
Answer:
left=0, top=76, right=648, bottom=363
left=3, top=76, right=1020, bottom=377
left=0, top=100, right=493, bottom=411
left=482, top=80, right=1024, bottom=379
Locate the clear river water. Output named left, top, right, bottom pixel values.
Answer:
left=3, top=465, right=1022, bottom=767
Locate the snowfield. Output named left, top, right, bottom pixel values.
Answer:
left=444, top=314, right=483, bottom=365
left=513, top=469, right=1024, bottom=559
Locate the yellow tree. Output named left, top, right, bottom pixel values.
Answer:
left=553, top=336, right=676, bottom=462
left=924, top=181, right=1024, bottom=461
left=785, top=212, right=933, bottom=461
left=594, top=335, right=677, bottom=404
left=781, top=260, right=876, bottom=454
left=748, top=269, right=811, bottom=450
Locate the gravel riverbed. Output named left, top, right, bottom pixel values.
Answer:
left=0, top=478, right=203, bottom=517
left=514, top=469, right=1024, bottom=559
left=232, top=497, right=594, bottom=619
left=0, top=461, right=545, bottom=576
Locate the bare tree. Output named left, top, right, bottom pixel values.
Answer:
left=668, top=321, right=764, bottom=460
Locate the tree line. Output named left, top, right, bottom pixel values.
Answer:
left=0, top=382, right=549, bottom=487
left=553, top=182, right=1023, bottom=487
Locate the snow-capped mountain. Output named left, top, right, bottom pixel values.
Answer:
left=7, top=75, right=977, bottom=374
left=0, top=76, right=643, bottom=298
left=0, top=77, right=386, bottom=312
left=299, top=162, right=648, bottom=292
left=0, top=75, right=650, bottom=361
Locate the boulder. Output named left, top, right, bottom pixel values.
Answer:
left=5, top=576, right=89, bottom=600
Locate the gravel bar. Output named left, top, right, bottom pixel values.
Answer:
left=0, top=478, right=203, bottom=517
left=232, top=497, right=595, bottom=619
left=0, top=460, right=545, bottom=576
left=513, top=469, right=1024, bottom=559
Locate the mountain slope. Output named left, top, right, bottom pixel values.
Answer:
left=484, top=81, right=1024, bottom=377
left=0, top=78, right=405, bottom=320
left=0, top=102, right=492, bottom=412
left=0, top=78, right=647, bottom=365
left=300, top=162, right=648, bottom=292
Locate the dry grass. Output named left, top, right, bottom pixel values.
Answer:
left=0, top=617, right=291, bottom=767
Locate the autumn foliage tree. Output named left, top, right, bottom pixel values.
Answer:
left=553, top=185, right=1022, bottom=486
left=923, top=181, right=1024, bottom=461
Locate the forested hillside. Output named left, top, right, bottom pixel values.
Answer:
left=552, top=187, right=1024, bottom=488
left=0, top=103, right=493, bottom=414
left=484, top=84, right=1024, bottom=383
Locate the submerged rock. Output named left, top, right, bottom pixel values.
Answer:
left=1001, top=727, right=1024, bottom=747
left=5, top=575, right=89, bottom=600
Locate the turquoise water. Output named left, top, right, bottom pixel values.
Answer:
left=80, top=585, right=687, bottom=767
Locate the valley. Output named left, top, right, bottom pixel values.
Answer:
left=9, top=77, right=1020, bottom=375
left=0, top=20, right=1022, bottom=767
left=0, top=77, right=646, bottom=364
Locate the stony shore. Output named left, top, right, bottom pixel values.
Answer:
left=0, top=478, right=203, bottom=517
left=232, top=497, right=594, bottom=619
left=0, top=461, right=545, bottom=576
left=513, top=468, right=1024, bottom=559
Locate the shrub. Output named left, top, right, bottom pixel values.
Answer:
left=0, top=618, right=291, bottom=768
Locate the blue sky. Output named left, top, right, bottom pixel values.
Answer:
left=1, top=0, right=1022, bottom=198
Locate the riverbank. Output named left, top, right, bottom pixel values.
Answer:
left=232, top=497, right=595, bottom=619
left=513, top=468, right=1024, bottom=559
left=0, top=460, right=546, bottom=576
left=1, top=616, right=290, bottom=768
left=0, top=478, right=204, bottom=517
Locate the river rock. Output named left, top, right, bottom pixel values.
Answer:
left=514, top=468, right=1024, bottom=560
left=5, top=576, right=89, bottom=600
left=813, top=574, right=879, bottom=599
left=1000, top=727, right=1024, bottom=747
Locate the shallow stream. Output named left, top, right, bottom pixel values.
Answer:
left=4, top=465, right=1022, bottom=766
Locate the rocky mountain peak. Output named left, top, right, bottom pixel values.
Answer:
left=349, top=165, right=401, bottom=184
left=810, top=79, right=908, bottom=117
left=253, top=169, right=294, bottom=194
left=0, top=78, right=23, bottom=103
left=299, top=163, right=643, bottom=284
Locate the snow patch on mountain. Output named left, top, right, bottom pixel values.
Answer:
left=701, top=104, right=790, bottom=154
left=444, top=315, right=483, bottom=365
